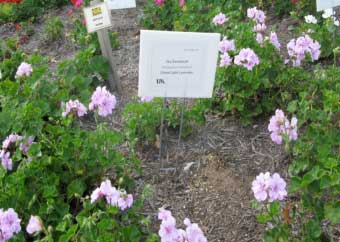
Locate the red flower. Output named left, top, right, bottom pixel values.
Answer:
left=15, top=24, right=21, bottom=31
left=70, top=0, right=83, bottom=8
left=0, top=0, right=22, bottom=3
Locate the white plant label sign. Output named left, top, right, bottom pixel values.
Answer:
left=138, top=30, right=220, bottom=98
left=83, top=2, right=112, bottom=33
left=317, top=0, right=340, bottom=11
left=104, top=0, right=136, bottom=9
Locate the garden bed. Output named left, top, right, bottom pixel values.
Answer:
left=0, top=0, right=339, bottom=241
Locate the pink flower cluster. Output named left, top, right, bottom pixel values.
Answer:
left=158, top=208, right=207, bottom=242
left=286, top=35, right=321, bottom=66
left=0, top=208, right=21, bottom=242
left=154, top=0, right=165, bottom=5
left=247, top=8, right=281, bottom=50
left=89, top=86, right=117, bottom=117
left=268, top=109, right=298, bottom=145
left=234, top=48, right=260, bottom=71
left=212, top=13, right=228, bottom=26
left=62, top=100, right=87, bottom=118
left=90, top=179, right=133, bottom=211
left=269, top=32, right=281, bottom=50
left=154, top=0, right=184, bottom=7
left=15, top=62, right=32, bottom=79
left=140, top=96, right=154, bottom=102
left=1, top=134, right=34, bottom=170
left=62, top=87, right=116, bottom=118
left=26, top=216, right=43, bottom=235
left=219, top=37, right=235, bottom=67
left=247, top=7, right=265, bottom=24
left=252, top=172, right=287, bottom=202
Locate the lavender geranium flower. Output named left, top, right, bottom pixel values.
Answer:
left=184, top=218, right=207, bottom=242
left=15, top=62, right=33, bottom=79
left=26, top=216, right=43, bottom=235
left=252, top=172, right=271, bottom=202
left=253, top=23, right=266, bottom=33
left=252, top=172, right=287, bottom=202
left=256, top=33, right=264, bottom=44
left=158, top=209, right=184, bottom=242
left=62, top=100, right=87, bottom=118
left=89, top=86, right=117, bottom=117
left=158, top=208, right=207, bottom=242
left=234, top=48, right=260, bottom=71
left=117, top=192, right=133, bottom=211
left=219, top=37, right=235, bottom=53
left=268, top=173, right=287, bottom=202
left=90, top=179, right=134, bottom=211
left=0, top=151, right=12, bottom=171
left=247, top=7, right=265, bottom=23
left=140, top=96, right=154, bottom=102
left=2, top=134, right=22, bottom=150
left=287, top=35, right=321, bottom=66
left=0, top=208, right=21, bottom=241
left=19, top=136, right=34, bottom=155
left=268, top=109, right=298, bottom=145
left=219, top=53, right=232, bottom=67
left=212, top=13, right=228, bottom=25
left=269, top=32, right=281, bottom=50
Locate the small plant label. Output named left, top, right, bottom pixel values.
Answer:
left=83, top=2, right=112, bottom=33
left=317, top=0, right=340, bottom=11
left=104, top=0, right=136, bottom=9
left=138, top=30, right=220, bottom=98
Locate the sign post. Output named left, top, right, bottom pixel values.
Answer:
left=85, top=1, right=120, bottom=91
left=138, top=30, right=220, bottom=168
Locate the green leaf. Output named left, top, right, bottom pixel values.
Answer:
left=269, top=201, right=280, bottom=216
left=289, top=176, right=302, bottom=193
left=324, top=202, right=340, bottom=224
left=67, top=179, right=86, bottom=199
left=257, top=213, right=272, bottom=224
left=58, top=224, right=78, bottom=242
left=305, top=219, right=322, bottom=238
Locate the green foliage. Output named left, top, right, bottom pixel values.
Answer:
left=0, top=0, right=69, bottom=24
left=122, top=98, right=205, bottom=145
left=68, top=16, right=120, bottom=52
left=44, top=16, right=64, bottom=41
left=0, top=46, right=155, bottom=240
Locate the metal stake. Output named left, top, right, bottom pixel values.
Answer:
left=159, top=97, right=167, bottom=168
left=178, top=98, right=186, bottom=146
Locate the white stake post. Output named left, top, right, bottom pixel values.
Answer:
left=87, top=0, right=119, bottom=92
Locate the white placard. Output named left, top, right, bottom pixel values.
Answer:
left=317, top=0, right=340, bottom=11
left=83, top=3, right=112, bottom=33
left=104, top=0, right=136, bottom=9
left=138, top=30, right=220, bottom=98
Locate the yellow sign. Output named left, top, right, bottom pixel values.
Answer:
left=91, top=7, right=102, bottom=16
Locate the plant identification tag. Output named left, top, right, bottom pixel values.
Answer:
left=83, top=2, right=112, bottom=33
left=104, top=0, right=136, bottom=9
left=317, top=0, right=340, bottom=11
left=138, top=30, right=220, bottom=98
